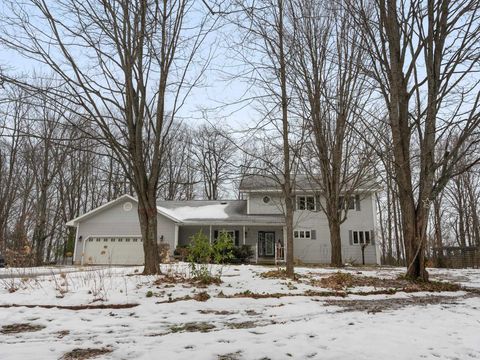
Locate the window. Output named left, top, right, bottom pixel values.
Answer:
left=298, top=195, right=315, bottom=210
left=352, top=231, right=371, bottom=245
left=338, top=196, right=355, bottom=210
left=294, top=230, right=313, bottom=240
left=263, top=196, right=271, bottom=204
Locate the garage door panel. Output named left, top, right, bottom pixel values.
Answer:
left=84, top=237, right=144, bottom=265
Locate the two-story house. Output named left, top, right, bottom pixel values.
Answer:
left=67, top=175, right=380, bottom=266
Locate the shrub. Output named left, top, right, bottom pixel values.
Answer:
left=187, top=230, right=212, bottom=264
left=187, top=230, right=214, bottom=281
left=231, top=245, right=254, bottom=263
left=211, top=231, right=234, bottom=264
left=174, top=245, right=190, bottom=261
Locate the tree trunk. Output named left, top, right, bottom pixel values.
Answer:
left=33, top=187, right=48, bottom=266
left=329, top=220, right=342, bottom=266
left=285, top=195, right=295, bottom=276
left=137, top=196, right=160, bottom=275
left=402, top=199, right=429, bottom=281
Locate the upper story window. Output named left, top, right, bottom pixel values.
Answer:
left=298, top=195, right=315, bottom=210
left=263, top=196, right=271, bottom=204
left=338, top=196, right=357, bottom=210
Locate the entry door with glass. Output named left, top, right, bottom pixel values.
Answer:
left=258, top=231, right=275, bottom=257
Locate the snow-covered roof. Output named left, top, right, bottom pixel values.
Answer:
left=66, top=195, right=285, bottom=227
left=157, top=200, right=285, bottom=225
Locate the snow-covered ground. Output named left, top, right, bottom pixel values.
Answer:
left=0, top=264, right=479, bottom=360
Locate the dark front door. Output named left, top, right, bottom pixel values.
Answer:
left=258, top=231, right=275, bottom=257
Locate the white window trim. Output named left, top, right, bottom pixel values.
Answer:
left=352, top=230, right=371, bottom=245
left=293, top=229, right=312, bottom=240
left=297, top=195, right=316, bottom=211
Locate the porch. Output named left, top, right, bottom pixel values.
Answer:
left=177, top=224, right=286, bottom=264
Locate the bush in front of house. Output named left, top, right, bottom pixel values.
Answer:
left=187, top=230, right=212, bottom=264
left=230, top=245, right=254, bottom=264
left=173, top=245, right=190, bottom=261
left=187, top=230, right=235, bottom=283
left=211, top=231, right=235, bottom=264
left=187, top=230, right=214, bottom=282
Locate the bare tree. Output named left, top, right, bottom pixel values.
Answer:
left=0, top=0, right=216, bottom=274
left=191, top=124, right=236, bottom=200
left=288, top=0, right=377, bottom=266
left=349, top=0, right=480, bottom=280
left=229, top=0, right=298, bottom=277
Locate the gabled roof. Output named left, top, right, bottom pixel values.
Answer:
left=65, top=194, right=181, bottom=226
left=239, top=174, right=381, bottom=192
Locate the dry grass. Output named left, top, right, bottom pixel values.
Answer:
left=1, top=323, right=45, bottom=334
left=153, top=273, right=221, bottom=288
left=311, top=272, right=462, bottom=292
left=60, top=347, right=112, bottom=360
left=169, top=322, right=215, bottom=333
left=259, top=269, right=298, bottom=280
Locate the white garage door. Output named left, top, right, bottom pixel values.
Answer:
left=83, top=236, right=144, bottom=265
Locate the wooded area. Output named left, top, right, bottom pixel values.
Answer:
left=0, top=0, right=479, bottom=279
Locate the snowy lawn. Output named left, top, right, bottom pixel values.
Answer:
left=0, top=264, right=479, bottom=360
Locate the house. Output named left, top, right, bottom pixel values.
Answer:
left=67, top=175, right=381, bottom=266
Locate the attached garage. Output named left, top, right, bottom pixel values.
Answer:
left=67, top=194, right=179, bottom=265
left=82, top=236, right=144, bottom=265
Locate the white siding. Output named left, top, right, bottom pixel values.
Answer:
left=247, top=193, right=285, bottom=214
left=292, top=194, right=378, bottom=264
left=73, top=198, right=176, bottom=264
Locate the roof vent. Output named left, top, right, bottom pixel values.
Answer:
left=220, top=201, right=227, bottom=205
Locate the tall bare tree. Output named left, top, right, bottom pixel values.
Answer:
left=229, top=0, right=298, bottom=277
left=288, top=0, right=377, bottom=266
left=1, top=0, right=216, bottom=274
left=349, top=0, right=480, bottom=279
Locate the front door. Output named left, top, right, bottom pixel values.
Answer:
left=258, top=231, right=275, bottom=257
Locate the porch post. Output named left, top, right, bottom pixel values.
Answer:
left=174, top=224, right=179, bottom=249
left=80, top=236, right=87, bottom=266
left=275, top=239, right=277, bottom=265
left=72, top=224, right=79, bottom=265
left=209, top=225, right=212, bottom=244
left=283, top=226, right=287, bottom=264
left=242, top=226, right=246, bottom=245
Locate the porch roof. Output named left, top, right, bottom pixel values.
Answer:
left=157, top=200, right=285, bottom=226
